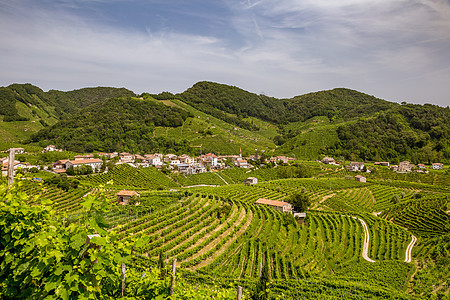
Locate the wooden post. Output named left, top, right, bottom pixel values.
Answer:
left=121, top=263, right=126, bottom=297
left=7, top=148, right=15, bottom=189
left=236, top=285, right=243, bottom=300
left=169, top=258, right=177, bottom=296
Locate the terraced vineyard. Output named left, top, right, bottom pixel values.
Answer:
left=81, top=164, right=180, bottom=189
left=10, top=166, right=449, bottom=299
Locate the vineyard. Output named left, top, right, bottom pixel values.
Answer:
left=3, top=165, right=449, bottom=299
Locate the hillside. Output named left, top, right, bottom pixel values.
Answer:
left=0, top=83, right=135, bottom=149
left=29, top=97, right=192, bottom=153
left=2, top=81, right=449, bottom=163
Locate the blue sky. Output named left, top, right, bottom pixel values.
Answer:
left=1, top=0, right=450, bottom=106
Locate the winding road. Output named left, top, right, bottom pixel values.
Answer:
left=404, top=235, right=417, bottom=263
left=356, top=217, right=376, bottom=263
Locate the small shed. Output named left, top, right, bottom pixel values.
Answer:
left=244, top=177, right=258, bottom=185
left=355, top=175, right=366, bottom=183
left=117, top=190, right=140, bottom=205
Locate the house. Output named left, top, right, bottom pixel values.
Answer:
left=42, top=145, right=61, bottom=153
left=178, top=154, right=194, bottom=164
left=418, top=164, right=426, bottom=169
left=244, top=177, right=258, bottom=185
left=432, top=163, right=444, bottom=170
left=119, top=152, right=134, bottom=163
left=144, top=154, right=162, bottom=166
left=176, top=163, right=190, bottom=174
left=321, top=157, right=335, bottom=164
left=255, top=198, right=293, bottom=213
left=234, top=159, right=250, bottom=169
left=198, top=153, right=219, bottom=167
left=1, top=160, right=24, bottom=176
left=163, top=154, right=178, bottom=163
left=355, top=175, right=366, bottom=183
left=350, top=162, right=365, bottom=171
left=116, top=190, right=140, bottom=205
left=380, top=162, right=390, bottom=167
left=272, top=156, right=289, bottom=164
left=65, top=159, right=103, bottom=171
left=398, top=161, right=413, bottom=172
left=53, top=159, right=70, bottom=170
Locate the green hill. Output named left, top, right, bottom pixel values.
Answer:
left=29, top=97, right=192, bottom=153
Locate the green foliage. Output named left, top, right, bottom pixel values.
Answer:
left=29, top=97, right=192, bottom=153
left=276, top=164, right=312, bottom=179
left=289, top=192, right=311, bottom=212
left=328, top=106, right=450, bottom=163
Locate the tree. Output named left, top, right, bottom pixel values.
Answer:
left=289, top=192, right=311, bottom=212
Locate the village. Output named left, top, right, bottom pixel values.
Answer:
left=1, top=145, right=445, bottom=180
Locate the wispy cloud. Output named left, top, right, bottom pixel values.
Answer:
left=0, top=0, right=449, bottom=106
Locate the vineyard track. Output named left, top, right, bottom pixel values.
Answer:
left=313, top=193, right=335, bottom=209
left=357, top=217, right=376, bottom=263
left=215, top=173, right=229, bottom=185
left=404, top=235, right=417, bottom=263
left=190, top=207, right=253, bottom=270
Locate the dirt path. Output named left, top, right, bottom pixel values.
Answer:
left=356, top=217, right=376, bottom=263
left=312, top=193, right=335, bottom=209
left=215, top=173, right=229, bottom=185
left=405, top=235, right=417, bottom=263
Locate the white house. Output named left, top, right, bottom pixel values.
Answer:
left=43, top=145, right=62, bottom=153
left=244, top=177, right=258, bottom=185
left=355, top=175, right=366, bottom=183
left=65, top=158, right=103, bottom=171
left=432, top=163, right=444, bottom=170
left=350, top=162, right=365, bottom=171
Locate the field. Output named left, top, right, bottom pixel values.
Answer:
left=6, top=165, right=448, bottom=299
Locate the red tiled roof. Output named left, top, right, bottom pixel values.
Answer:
left=117, top=190, right=138, bottom=196
left=255, top=198, right=289, bottom=208
left=69, top=159, right=102, bottom=165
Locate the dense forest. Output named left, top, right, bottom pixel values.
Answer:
left=177, top=81, right=396, bottom=125
left=0, top=83, right=135, bottom=121
left=326, top=104, right=450, bottom=163
left=29, top=97, right=192, bottom=154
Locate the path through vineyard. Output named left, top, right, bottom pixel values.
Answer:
left=404, top=235, right=417, bottom=263
left=357, top=217, right=376, bottom=263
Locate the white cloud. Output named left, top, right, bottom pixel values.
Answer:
left=0, top=0, right=449, bottom=106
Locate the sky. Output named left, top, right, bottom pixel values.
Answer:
left=1, top=0, right=450, bottom=106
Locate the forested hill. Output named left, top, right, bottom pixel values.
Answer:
left=30, top=97, right=192, bottom=153
left=0, top=83, right=135, bottom=122
left=176, top=81, right=396, bottom=125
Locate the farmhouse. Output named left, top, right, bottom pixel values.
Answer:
left=398, top=161, right=413, bottom=172
left=42, top=145, right=62, bottom=153
left=355, top=175, right=366, bottom=182
left=321, top=157, right=335, bottom=164
left=349, top=162, right=365, bottom=171
left=65, top=158, right=103, bottom=171
left=244, top=177, right=258, bottom=185
left=234, top=159, right=250, bottom=168
left=432, top=163, right=444, bottom=170
left=119, top=152, right=134, bottom=163
left=255, top=198, right=293, bottom=213
left=116, top=190, right=140, bottom=205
